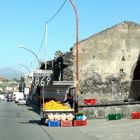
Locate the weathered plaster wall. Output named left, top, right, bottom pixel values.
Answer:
left=70, top=21, right=140, bottom=103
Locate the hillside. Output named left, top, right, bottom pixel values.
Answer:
left=0, top=68, right=24, bottom=80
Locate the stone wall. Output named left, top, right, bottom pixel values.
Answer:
left=80, top=104, right=140, bottom=119
left=80, top=80, right=130, bottom=103
left=70, top=21, right=140, bottom=103
left=59, top=21, right=140, bottom=118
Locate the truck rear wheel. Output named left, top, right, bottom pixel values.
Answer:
left=41, top=118, right=46, bottom=125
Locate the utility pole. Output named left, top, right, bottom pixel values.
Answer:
left=69, top=0, right=80, bottom=112
left=45, top=22, right=48, bottom=70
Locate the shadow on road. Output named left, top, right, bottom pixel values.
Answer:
left=20, top=120, right=42, bottom=125
left=27, top=104, right=40, bottom=115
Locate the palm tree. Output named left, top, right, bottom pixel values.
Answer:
left=55, top=50, right=63, bottom=58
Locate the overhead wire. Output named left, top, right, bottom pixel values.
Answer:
left=37, top=0, right=68, bottom=55
left=46, top=0, right=68, bottom=24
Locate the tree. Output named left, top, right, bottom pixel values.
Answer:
left=55, top=50, right=63, bottom=58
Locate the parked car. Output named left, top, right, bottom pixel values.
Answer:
left=0, top=95, right=5, bottom=100
left=18, top=99, right=26, bottom=105
left=7, top=97, right=12, bottom=102
left=15, top=92, right=24, bottom=103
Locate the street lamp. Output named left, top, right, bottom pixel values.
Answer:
left=45, top=22, right=48, bottom=70
left=19, top=45, right=40, bottom=69
left=69, top=0, right=80, bottom=112
left=17, top=62, right=31, bottom=74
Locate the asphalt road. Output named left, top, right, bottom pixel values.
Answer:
left=1, top=101, right=140, bottom=140
left=0, top=101, right=91, bottom=140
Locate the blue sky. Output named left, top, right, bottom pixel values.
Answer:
left=0, top=0, right=140, bottom=73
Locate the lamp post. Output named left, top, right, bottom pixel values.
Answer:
left=69, top=0, right=80, bottom=112
left=17, top=62, right=31, bottom=74
left=19, top=46, right=40, bottom=69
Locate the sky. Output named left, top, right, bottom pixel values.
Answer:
left=0, top=0, right=140, bottom=73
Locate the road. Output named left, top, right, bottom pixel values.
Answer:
left=0, top=101, right=140, bottom=140
left=0, top=101, right=91, bottom=140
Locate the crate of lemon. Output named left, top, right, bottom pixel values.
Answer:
left=43, top=100, right=73, bottom=111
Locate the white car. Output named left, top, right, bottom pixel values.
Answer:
left=18, top=99, right=26, bottom=105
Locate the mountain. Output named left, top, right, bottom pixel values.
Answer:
left=0, top=68, right=24, bottom=80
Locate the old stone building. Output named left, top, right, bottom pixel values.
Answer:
left=64, top=21, right=140, bottom=104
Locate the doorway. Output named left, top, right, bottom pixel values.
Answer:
left=129, top=60, right=140, bottom=100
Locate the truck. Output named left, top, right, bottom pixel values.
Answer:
left=40, top=81, right=76, bottom=124
left=32, top=70, right=77, bottom=125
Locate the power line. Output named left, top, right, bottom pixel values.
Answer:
left=46, top=0, right=67, bottom=24
left=37, top=0, right=68, bottom=55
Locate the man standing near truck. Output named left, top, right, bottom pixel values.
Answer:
left=62, top=93, right=73, bottom=108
